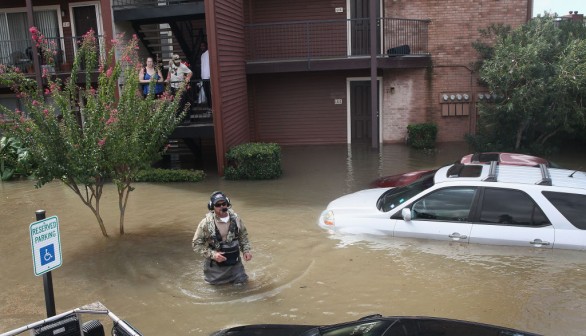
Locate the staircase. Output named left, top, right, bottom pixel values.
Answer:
left=132, top=20, right=205, bottom=77
left=134, top=24, right=184, bottom=66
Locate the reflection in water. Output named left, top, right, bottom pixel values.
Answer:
left=1, top=143, right=586, bottom=335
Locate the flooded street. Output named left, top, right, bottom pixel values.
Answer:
left=1, top=143, right=586, bottom=335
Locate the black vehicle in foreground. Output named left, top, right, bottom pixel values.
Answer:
left=210, top=314, right=540, bottom=336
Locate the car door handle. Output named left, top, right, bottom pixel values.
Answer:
left=529, top=239, right=551, bottom=247
left=448, top=232, right=467, bottom=240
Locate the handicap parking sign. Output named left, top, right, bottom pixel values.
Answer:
left=30, top=216, right=62, bottom=276
left=40, top=244, right=56, bottom=266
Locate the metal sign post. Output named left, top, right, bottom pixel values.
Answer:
left=30, top=210, right=60, bottom=317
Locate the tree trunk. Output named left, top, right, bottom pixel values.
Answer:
left=63, top=178, right=109, bottom=237
left=515, top=119, right=530, bottom=150
left=118, top=182, right=132, bottom=235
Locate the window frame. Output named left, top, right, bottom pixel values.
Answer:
left=472, top=187, right=551, bottom=228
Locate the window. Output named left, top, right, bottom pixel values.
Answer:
left=479, top=188, right=550, bottom=226
left=321, top=319, right=393, bottom=336
left=377, top=173, right=435, bottom=212
left=411, top=187, right=477, bottom=221
left=542, top=191, right=586, bottom=230
left=0, top=8, right=61, bottom=68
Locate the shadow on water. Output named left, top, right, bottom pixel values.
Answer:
left=1, top=142, right=586, bottom=335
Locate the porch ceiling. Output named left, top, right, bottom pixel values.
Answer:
left=113, top=2, right=204, bottom=22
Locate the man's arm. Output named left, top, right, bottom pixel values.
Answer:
left=237, top=218, right=251, bottom=253
left=192, top=219, right=216, bottom=259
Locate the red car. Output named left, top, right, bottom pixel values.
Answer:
left=370, top=152, right=558, bottom=188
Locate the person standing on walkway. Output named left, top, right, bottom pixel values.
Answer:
left=199, top=42, right=212, bottom=108
left=192, top=191, right=253, bottom=285
left=138, top=57, right=164, bottom=98
left=166, top=54, right=192, bottom=115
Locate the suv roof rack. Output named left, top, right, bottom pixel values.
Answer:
left=536, top=163, right=552, bottom=186
left=482, top=161, right=498, bottom=182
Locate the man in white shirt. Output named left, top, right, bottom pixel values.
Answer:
left=200, top=42, right=212, bottom=108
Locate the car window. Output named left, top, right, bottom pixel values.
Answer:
left=386, top=318, right=537, bottom=336
left=318, top=320, right=393, bottom=336
left=479, top=188, right=550, bottom=226
left=542, top=191, right=586, bottom=229
left=411, top=187, right=477, bottom=221
left=377, top=173, right=435, bottom=212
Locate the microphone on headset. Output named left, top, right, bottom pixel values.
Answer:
left=221, top=207, right=228, bottom=213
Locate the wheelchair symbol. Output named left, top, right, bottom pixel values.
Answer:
left=40, top=244, right=55, bottom=266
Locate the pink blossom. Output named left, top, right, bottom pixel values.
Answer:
left=32, top=100, right=40, bottom=106
left=44, top=88, right=51, bottom=95
left=98, top=138, right=106, bottom=147
left=106, top=67, right=113, bottom=78
left=106, top=116, right=118, bottom=125
left=43, top=109, right=49, bottom=117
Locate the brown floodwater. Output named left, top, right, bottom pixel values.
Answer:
left=1, top=143, right=586, bottom=335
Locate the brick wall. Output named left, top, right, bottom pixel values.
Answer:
left=382, top=0, right=529, bottom=143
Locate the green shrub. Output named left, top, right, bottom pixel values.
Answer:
left=0, top=136, right=33, bottom=180
left=134, top=168, right=205, bottom=182
left=407, top=123, right=438, bottom=149
left=224, top=142, right=282, bottom=180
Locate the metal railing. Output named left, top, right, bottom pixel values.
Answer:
left=112, top=0, right=198, bottom=10
left=0, top=35, right=105, bottom=73
left=245, top=17, right=430, bottom=62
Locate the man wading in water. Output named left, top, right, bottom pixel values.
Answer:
left=192, top=191, right=253, bottom=285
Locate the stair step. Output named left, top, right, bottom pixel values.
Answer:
left=139, top=27, right=173, bottom=33
left=148, top=42, right=181, bottom=47
left=142, top=36, right=173, bottom=40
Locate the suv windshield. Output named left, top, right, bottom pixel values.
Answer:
left=377, top=171, right=435, bottom=212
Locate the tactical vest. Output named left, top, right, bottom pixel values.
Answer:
left=207, top=213, right=240, bottom=266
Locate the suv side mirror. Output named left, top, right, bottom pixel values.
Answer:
left=402, top=208, right=412, bottom=221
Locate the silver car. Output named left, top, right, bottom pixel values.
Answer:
left=318, top=163, right=586, bottom=250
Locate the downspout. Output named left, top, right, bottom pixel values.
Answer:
left=205, top=0, right=225, bottom=175
left=25, top=0, right=43, bottom=93
left=101, top=0, right=114, bottom=52
left=527, top=0, right=533, bottom=22
left=369, top=0, right=378, bottom=148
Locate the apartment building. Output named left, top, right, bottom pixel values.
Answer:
left=0, top=0, right=533, bottom=174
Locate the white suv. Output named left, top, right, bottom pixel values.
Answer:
left=318, top=162, right=586, bottom=250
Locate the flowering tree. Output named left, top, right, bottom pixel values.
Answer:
left=0, top=28, right=188, bottom=237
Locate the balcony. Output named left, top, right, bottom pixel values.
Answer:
left=245, top=17, right=431, bottom=74
left=0, top=35, right=105, bottom=76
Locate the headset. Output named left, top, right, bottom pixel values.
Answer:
left=207, top=191, right=231, bottom=210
